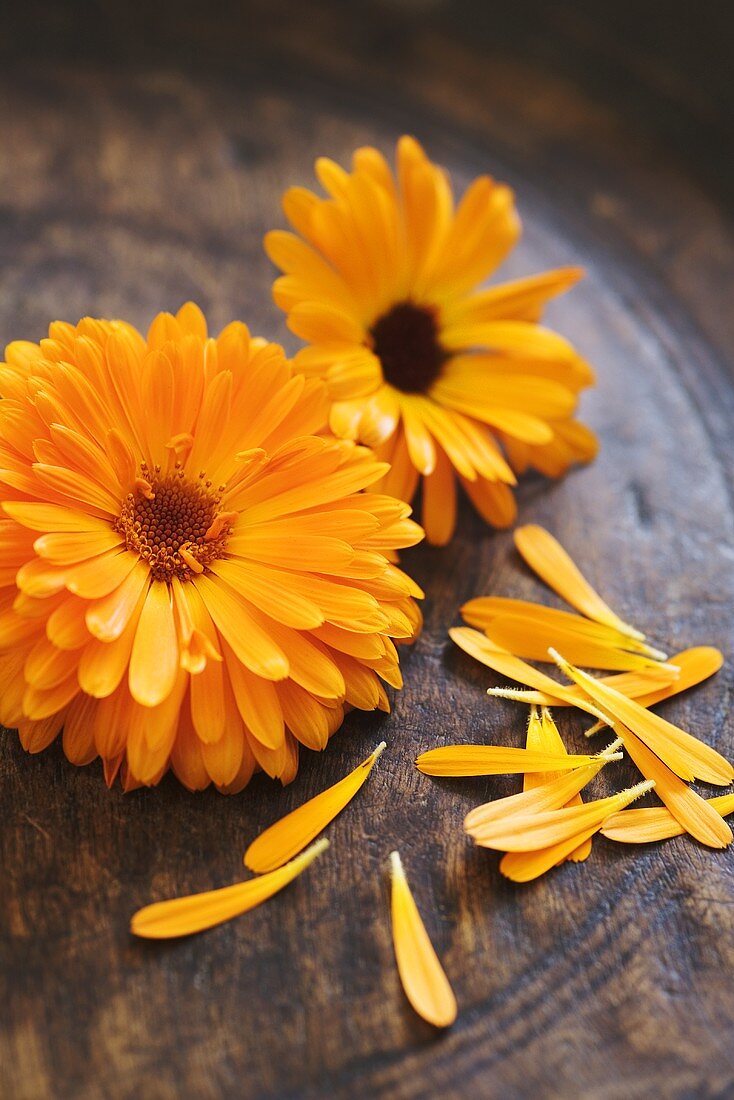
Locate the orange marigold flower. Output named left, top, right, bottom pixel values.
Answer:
left=0, top=303, right=423, bottom=792
left=265, top=136, right=597, bottom=544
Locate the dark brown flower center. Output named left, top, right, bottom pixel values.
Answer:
left=115, top=466, right=234, bottom=582
left=370, top=301, right=446, bottom=393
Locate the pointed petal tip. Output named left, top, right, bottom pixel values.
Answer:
left=599, top=736, right=624, bottom=755
left=547, top=646, right=565, bottom=667
left=627, top=779, right=656, bottom=801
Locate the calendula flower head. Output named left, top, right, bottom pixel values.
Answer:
left=0, top=303, right=424, bottom=793
left=266, top=136, right=597, bottom=544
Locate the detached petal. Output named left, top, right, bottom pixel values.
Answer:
left=462, top=597, right=669, bottom=671
left=491, top=662, right=680, bottom=710
left=389, top=851, right=457, bottom=1029
left=549, top=649, right=734, bottom=786
left=131, top=839, right=329, bottom=938
left=601, top=793, right=734, bottom=844
left=465, top=747, right=621, bottom=837
left=499, top=779, right=655, bottom=882
left=524, top=707, right=620, bottom=862
left=608, top=722, right=732, bottom=849
left=514, top=525, right=644, bottom=640
left=449, top=627, right=607, bottom=719
left=416, top=744, right=607, bottom=777
left=474, top=781, right=654, bottom=852
left=244, top=743, right=385, bottom=872
left=583, top=646, right=723, bottom=735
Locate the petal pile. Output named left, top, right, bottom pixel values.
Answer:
left=443, top=526, right=733, bottom=868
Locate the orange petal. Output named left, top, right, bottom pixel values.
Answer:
left=449, top=627, right=608, bottom=720
left=524, top=706, right=615, bottom=862
left=607, top=721, right=732, bottom=849
left=465, top=748, right=620, bottom=836
left=389, top=851, right=457, bottom=1028
left=549, top=649, right=734, bottom=786
left=462, top=596, right=669, bottom=669
left=415, top=744, right=612, bottom=778
left=473, top=780, right=654, bottom=852
left=128, top=581, right=179, bottom=707
left=131, top=839, right=329, bottom=939
left=514, top=525, right=644, bottom=639
left=583, top=646, right=723, bottom=736
left=491, top=662, right=680, bottom=710
left=601, top=793, right=734, bottom=844
left=244, top=742, right=385, bottom=872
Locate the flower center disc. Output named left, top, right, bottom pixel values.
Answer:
left=116, top=469, right=230, bottom=582
left=370, top=301, right=446, bottom=393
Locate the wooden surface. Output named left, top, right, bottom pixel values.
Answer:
left=2, top=2, right=734, bottom=1097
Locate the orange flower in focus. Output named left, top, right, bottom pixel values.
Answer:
left=266, top=136, right=597, bottom=544
left=0, top=304, right=423, bottom=792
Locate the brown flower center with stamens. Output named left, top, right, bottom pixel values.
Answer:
left=115, top=465, right=234, bottom=582
left=370, top=301, right=446, bottom=393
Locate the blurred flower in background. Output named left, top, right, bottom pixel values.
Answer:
left=267, top=135, right=597, bottom=544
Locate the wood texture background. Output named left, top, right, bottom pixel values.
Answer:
left=1, top=2, right=734, bottom=1096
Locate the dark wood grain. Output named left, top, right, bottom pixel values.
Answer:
left=2, top=3, right=734, bottom=1097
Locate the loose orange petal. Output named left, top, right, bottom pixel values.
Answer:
left=549, top=648, right=734, bottom=786
left=244, top=742, right=386, bottom=872
left=522, top=706, right=574, bottom=789
left=462, top=597, right=669, bottom=671
left=416, top=744, right=616, bottom=778
left=473, top=780, right=655, bottom=852
left=584, top=646, right=723, bottom=735
left=130, top=838, right=329, bottom=939
left=389, top=851, right=457, bottom=1029
left=606, top=721, right=732, bottom=849
left=524, top=706, right=617, bottom=862
left=499, top=831, right=598, bottom=884
left=601, top=793, right=734, bottom=844
left=514, top=525, right=644, bottom=639
left=499, top=773, right=654, bottom=881
left=449, top=627, right=608, bottom=720
left=525, top=706, right=584, bottom=859
left=490, top=662, right=680, bottom=709
left=465, top=745, right=622, bottom=837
